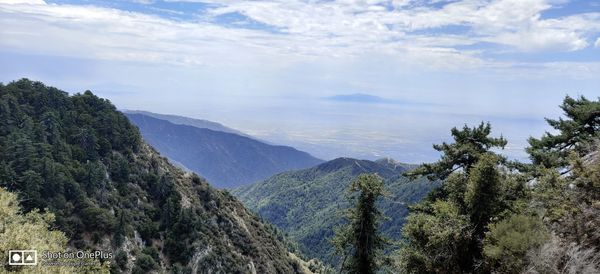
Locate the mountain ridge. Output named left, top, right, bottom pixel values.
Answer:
left=123, top=110, right=254, bottom=139
left=126, top=113, right=324, bottom=188
left=233, top=157, right=436, bottom=265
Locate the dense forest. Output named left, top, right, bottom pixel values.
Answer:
left=0, top=79, right=313, bottom=274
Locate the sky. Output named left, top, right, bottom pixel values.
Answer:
left=1, top=0, right=599, bottom=163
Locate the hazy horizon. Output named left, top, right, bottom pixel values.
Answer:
left=1, top=0, right=599, bottom=163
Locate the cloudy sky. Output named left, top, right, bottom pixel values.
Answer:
left=1, top=0, right=599, bottom=162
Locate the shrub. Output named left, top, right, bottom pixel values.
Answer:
left=132, top=253, right=158, bottom=274
left=483, top=214, right=549, bottom=273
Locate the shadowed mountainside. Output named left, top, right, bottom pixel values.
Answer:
left=126, top=113, right=324, bottom=188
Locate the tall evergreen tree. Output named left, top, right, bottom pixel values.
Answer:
left=333, top=174, right=388, bottom=274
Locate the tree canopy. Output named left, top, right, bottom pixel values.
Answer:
left=0, top=79, right=306, bottom=273
left=398, top=95, right=600, bottom=273
left=407, top=122, right=507, bottom=181
left=527, top=95, right=600, bottom=170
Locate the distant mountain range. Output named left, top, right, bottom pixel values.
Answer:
left=124, top=110, right=253, bottom=138
left=125, top=112, right=323, bottom=188
left=232, top=157, right=437, bottom=265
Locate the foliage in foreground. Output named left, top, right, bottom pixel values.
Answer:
left=397, top=95, right=600, bottom=273
left=0, top=187, right=109, bottom=273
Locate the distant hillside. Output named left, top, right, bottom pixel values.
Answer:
left=126, top=113, right=323, bottom=188
left=0, top=79, right=310, bottom=273
left=123, top=110, right=253, bottom=138
left=232, top=157, right=437, bottom=265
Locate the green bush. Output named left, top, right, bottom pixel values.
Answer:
left=483, top=214, right=549, bottom=273
left=397, top=200, right=472, bottom=273
left=81, top=206, right=116, bottom=232
left=132, top=253, right=158, bottom=274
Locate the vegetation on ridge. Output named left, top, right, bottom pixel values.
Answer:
left=396, top=95, right=600, bottom=273
left=2, top=78, right=599, bottom=274
left=0, top=79, right=309, bottom=274
left=233, top=157, right=436, bottom=266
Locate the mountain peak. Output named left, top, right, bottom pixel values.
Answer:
left=374, top=157, right=416, bottom=173
left=312, top=157, right=399, bottom=179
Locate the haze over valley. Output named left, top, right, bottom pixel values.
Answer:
left=2, top=0, right=599, bottom=164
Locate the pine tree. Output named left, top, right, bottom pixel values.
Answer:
left=397, top=200, right=472, bottom=273
left=527, top=95, right=600, bottom=170
left=333, top=174, right=388, bottom=274
left=407, top=122, right=507, bottom=181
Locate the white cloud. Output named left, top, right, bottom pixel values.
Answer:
left=1, top=0, right=599, bottom=164
left=488, top=28, right=588, bottom=52
left=200, top=0, right=600, bottom=54
left=1, top=0, right=44, bottom=4
left=0, top=0, right=599, bottom=70
left=132, top=0, right=154, bottom=4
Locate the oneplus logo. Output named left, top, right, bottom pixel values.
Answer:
left=8, top=250, right=37, bottom=266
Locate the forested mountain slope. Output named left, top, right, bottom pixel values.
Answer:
left=0, top=79, right=310, bottom=274
left=126, top=113, right=323, bottom=188
left=233, top=157, right=435, bottom=264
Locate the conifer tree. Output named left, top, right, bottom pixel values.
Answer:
left=527, top=95, right=600, bottom=170
left=465, top=153, right=503, bottom=238
left=407, top=122, right=507, bottom=181
left=398, top=123, right=516, bottom=273
left=333, top=174, right=388, bottom=274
